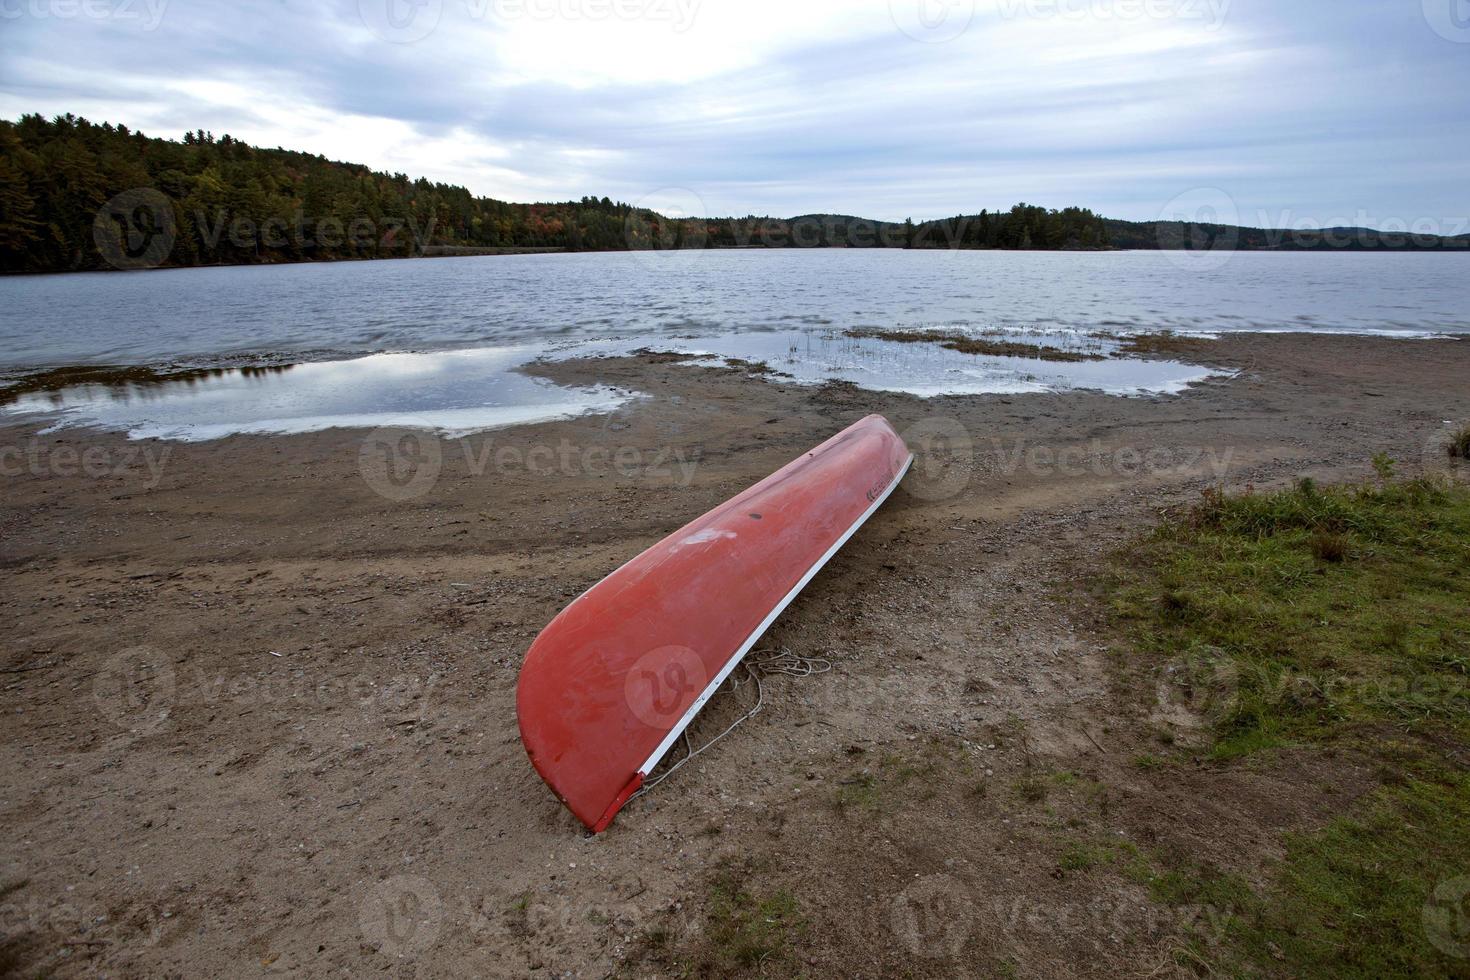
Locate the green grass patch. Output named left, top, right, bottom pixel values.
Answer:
left=834, top=772, right=881, bottom=812
left=1059, top=841, right=1117, bottom=873
left=1113, top=475, right=1470, bottom=758
left=1056, top=837, right=1151, bottom=879
left=702, top=878, right=804, bottom=975
left=1012, top=775, right=1049, bottom=804
left=1107, top=472, right=1470, bottom=978
left=628, top=868, right=806, bottom=978
left=1448, top=425, right=1470, bottom=460
left=833, top=744, right=958, bottom=813
left=1136, top=770, right=1470, bottom=979
left=1236, top=770, right=1470, bottom=978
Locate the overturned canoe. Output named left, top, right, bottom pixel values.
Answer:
left=516, top=414, right=913, bottom=832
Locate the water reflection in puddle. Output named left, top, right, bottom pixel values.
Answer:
left=1, top=348, right=633, bottom=442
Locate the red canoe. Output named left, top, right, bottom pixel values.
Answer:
left=516, top=414, right=913, bottom=832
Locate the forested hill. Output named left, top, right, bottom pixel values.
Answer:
left=1, top=114, right=1465, bottom=274
left=1106, top=218, right=1470, bottom=252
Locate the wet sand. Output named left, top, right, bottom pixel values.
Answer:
left=0, top=333, right=1466, bottom=977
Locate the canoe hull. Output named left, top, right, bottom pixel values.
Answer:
left=516, top=414, right=913, bottom=832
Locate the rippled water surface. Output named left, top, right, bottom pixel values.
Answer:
left=0, top=250, right=1463, bottom=439
left=2, top=249, right=1465, bottom=370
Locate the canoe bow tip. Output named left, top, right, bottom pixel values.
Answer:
left=590, top=772, right=645, bottom=833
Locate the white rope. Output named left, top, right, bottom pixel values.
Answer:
left=627, top=647, right=831, bottom=803
left=750, top=646, right=832, bottom=677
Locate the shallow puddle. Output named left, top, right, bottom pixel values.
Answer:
left=0, top=347, right=633, bottom=442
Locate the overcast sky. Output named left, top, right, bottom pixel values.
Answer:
left=2, top=0, right=1467, bottom=226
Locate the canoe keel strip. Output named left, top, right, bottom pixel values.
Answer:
left=515, top=414, right=914, bottom=832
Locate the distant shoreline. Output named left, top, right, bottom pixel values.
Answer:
left=6, top=240, right=1470, bottom=279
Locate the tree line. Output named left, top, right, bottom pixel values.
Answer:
left=0, top=113, right=1462, bottom=274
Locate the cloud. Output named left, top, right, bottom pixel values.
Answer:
left=0, top=0, right=1465, bottom=224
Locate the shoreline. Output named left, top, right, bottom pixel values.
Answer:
left=5, top=239, right=1469, bottom=279
left=0, top=327, right=1461, bottom=399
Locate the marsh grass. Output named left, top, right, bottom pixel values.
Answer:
left=833, top=743, right=956, bottom=813
left=1448, top=424, right=1470, bottom=460
left=702, top=876, right=803, bottom=974
left=845, top=327, right=1103, bottom=362
left=1109, top=471, right=1470, bottom=978
left=1116, top=474, right=1470, bottom=759
left=1136, top=769, right=1470, bottom=979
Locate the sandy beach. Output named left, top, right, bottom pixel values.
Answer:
left=1, top=332, right=1467, bottom=978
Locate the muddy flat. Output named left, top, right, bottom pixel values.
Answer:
left=1, top=333, right=1466, bottom=978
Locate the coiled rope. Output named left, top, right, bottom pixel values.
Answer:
left=628, top=647, right=831, bottom=801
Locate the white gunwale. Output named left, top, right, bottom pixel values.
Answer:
left=635, top=452, right=915, bottom=779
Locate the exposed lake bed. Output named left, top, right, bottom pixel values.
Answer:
left=2, top=329, right=1467, bottom=977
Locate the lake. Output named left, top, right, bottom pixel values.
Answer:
left=1, top=250, right=1465, bottom=440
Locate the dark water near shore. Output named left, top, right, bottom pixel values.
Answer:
left=0, top=250, right=1463, bottom=440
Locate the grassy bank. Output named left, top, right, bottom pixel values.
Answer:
left=1112, top=468, right=1470, bottom=978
